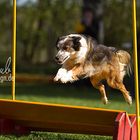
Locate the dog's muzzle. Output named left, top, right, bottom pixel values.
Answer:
left=55, top=55, right=69, bottom=65
left=55, top=50, right=70, bottom=64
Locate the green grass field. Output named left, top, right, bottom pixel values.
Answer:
left=0, top=82, right=135, bottom=140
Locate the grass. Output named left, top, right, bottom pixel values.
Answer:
left=0, top=132, right=112, bottom=140
left=0, top=82, right=136, bottom=140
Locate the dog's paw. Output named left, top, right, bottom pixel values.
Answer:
left=60, top=77, right=69, bottom=83
left=102, top=97, right=108, bottom=105
left=60, top=71, right=73, bottom=83
left=126, top=96, right=132, bottom=105
left=54, top=68, right=67, bottom=82
left=54, top=76, right=59, bottom=82
left=54, top=69, right=77, bottom=83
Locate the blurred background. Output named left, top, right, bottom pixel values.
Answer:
left=0, top=0, right=140, bottom=113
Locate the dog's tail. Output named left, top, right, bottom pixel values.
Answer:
left=116, top=50, right=132, bottom=76
left=126, top=61, right=132, bottom=76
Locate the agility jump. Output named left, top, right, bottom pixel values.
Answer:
left=0, top=0, right=139, bottom=140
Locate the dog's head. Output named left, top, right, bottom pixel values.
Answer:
left=55, top=34, right=88, bottom=65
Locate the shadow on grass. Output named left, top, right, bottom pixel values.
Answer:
left=0, top=78, right=135, bottom=114
left=0, top=80, right=134, bottom=102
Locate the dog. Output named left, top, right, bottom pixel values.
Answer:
left=54, top=34, right=132, bottom=105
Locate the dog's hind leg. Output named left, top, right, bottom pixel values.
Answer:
left=90, top=77, right=108, bottom=104
left=107, top=78, right=132, bottom=105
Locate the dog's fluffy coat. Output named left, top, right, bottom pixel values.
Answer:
left=54, top=34, right=132, bottom=105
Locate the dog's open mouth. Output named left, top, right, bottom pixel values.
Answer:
left=58, top=56, right=69, bottom=64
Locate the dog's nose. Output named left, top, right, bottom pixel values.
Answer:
left=55, top=56, right=59, bottom=61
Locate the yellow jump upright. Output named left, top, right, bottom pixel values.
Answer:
left=12, top=0, right=16, bottom=100
left=132, top=0, right=140, bottom=139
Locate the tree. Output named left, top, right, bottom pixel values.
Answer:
left=103, top=0, right=132, bottom=47
left=17, top=0, right=82, bottom=64
left=0, top=1, right=12, bottom=50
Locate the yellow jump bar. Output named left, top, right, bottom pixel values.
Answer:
left=0, top=99, right=122, bottom=136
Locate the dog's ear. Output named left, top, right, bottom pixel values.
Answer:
left=72, top=36, right=81, bottom=51
left=56, top=36, right=66, bottom=44
left=56, top=36, right=67, bottom=50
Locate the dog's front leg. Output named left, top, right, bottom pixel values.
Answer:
left=60, top=70, right=75, bottom=83
left=54, top=68, right=74, bottom=83
left=61, top=65, right=84, bottom=83
left=54, top=68, right=67, bottom=82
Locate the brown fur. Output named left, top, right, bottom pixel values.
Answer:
left=55, top=34, right=132, bottom=105
left=67, top=50, right=131, bottom=105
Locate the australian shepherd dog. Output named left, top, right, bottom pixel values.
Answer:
left=54, top=34, right=132, bottom=105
